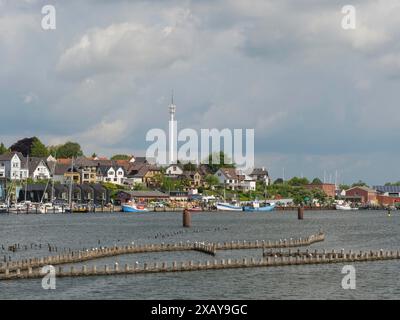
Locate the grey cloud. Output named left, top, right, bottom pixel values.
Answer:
left=0, top=0, right=400, bottom=184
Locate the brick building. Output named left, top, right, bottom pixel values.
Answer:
left=305, top=183, right=336, bottom=198
left=345, top=186, right=378, bottom=204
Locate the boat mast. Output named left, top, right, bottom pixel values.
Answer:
left=40, top=179, right=50, bottom=204
left=68, top=157, right=74, bottom=209
left=24, top=154, right=29, bottom=202
left=51, top=152, right=57, bottom=202
left=223, top=181, right=226, bottom=201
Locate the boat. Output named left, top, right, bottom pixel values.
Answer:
left=38, top=203, right=64, bottom=214
left=0, top=203, right=7, bottom=213
left=187, top=206, right=203, bottom=212
left=216, top=202, right=242, bottom=212
left=122, top=201, right=149, bottom=213
left=335, top=203, right=358, bottom=211
left=64, top=203, right=89, bottom=213
left=243, top=200, right=276, bottom=212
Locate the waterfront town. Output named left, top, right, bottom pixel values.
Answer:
left=1, top=137, right=399, bottom=213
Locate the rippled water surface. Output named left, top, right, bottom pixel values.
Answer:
left=1, top=210, right=399, bottom=299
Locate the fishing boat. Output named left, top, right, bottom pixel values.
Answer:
left=243, top=200, right=276, bottom=212
left=216, top=202, right=242, bottom=211
left=122, top=201, right=149, bottom=213
left=335, top=203, right=358, bottom=211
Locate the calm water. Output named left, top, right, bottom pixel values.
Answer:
left=0, top=210, right=399, bottom=299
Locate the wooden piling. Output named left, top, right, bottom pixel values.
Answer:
left=298, top=206, right=304, bottom=220
left=183, top=209, right=191, bottom=228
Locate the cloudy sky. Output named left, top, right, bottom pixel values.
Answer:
left=0, top=0, right=399, bottom=184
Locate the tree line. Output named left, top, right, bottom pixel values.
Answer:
left=0, top=137, right=84, bottom=158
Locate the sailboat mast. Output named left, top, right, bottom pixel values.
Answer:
left=51, top=152, right=56, bottom=202
left=24, top=154, right=29, bottom=202
left=223, top=181, right=226, bottom=200
left=68, top=157, right=74, bottom=208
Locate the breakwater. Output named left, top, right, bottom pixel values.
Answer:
left=0, top=233, right=325, bottom=274
left=1, top=248, right=399, bottom=281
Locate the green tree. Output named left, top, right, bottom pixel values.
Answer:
left=310, top=188, right=327, bottom=204
left=273, top=178, right=284, bottom=185
left=30, top=138, right=49, bottom=157
left=204, top=174, right=220, bottom=189
left=48, top=145, right=59, bottom=157
left=351, top=180, right=369, bottom=188
left=288, top=177, right=309, bottom=186
left=132, top=183, right=148, bottom=191
left=161, top=176, right=174, bottom=192
left=339, top=184, right=350, bottom=190
left=56, top=142, right=83, bottom=158
left=385, top=181, right=400, bottom=186
left=10, top=137, right=36, bottom=156
left=183, top=162, right=197, bottom=171
left=311, top=177, right=323, bottom=185
left=111, top=154, right=131, bottom=160
left=0, top=142, right=7, bottom=155
left=203, top=152, right=235, bottom=173
left=91, top=153, right=97, bottom=158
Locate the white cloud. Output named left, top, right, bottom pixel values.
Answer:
left=57, top=18, right=197, bottom=78
left=23, top=93, right=37, bottom=104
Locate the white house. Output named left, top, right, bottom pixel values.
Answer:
left=29, top=158, right=51, bottom=180
left=215, top=168, right=256, bottom=191
left=249, top=167, right=270, bottom=186
left=0, top=163, right=5, bottom=178
left=239, top=175, right=257, bottom=192
left=214, top=168, right=240, bottom=190
left=0, top=152, right=28, bottom=180
left=98, top=166, right=126, bottom=185
left=46, top=155, right=57, bottom=163
left=165, top=164, right=184, bottom=177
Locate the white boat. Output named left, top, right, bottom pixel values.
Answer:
left=38, top=203, right=64, bottom=214
left=216, top=202, right=243, bottom=211
left=0, top=203, right=7, bottom=213
left=8, top=202, right=29, bottom=213
left=335, top=204, right=358, bottom=211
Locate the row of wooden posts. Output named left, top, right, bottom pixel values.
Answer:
left=1, top=248, right=400, bottom=280
left=0, top=232, right=325, bottom=273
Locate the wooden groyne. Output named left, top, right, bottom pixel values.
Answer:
left=0, top=233, right=324, bottom=273
left=1, top=248, right=399, bottom=281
